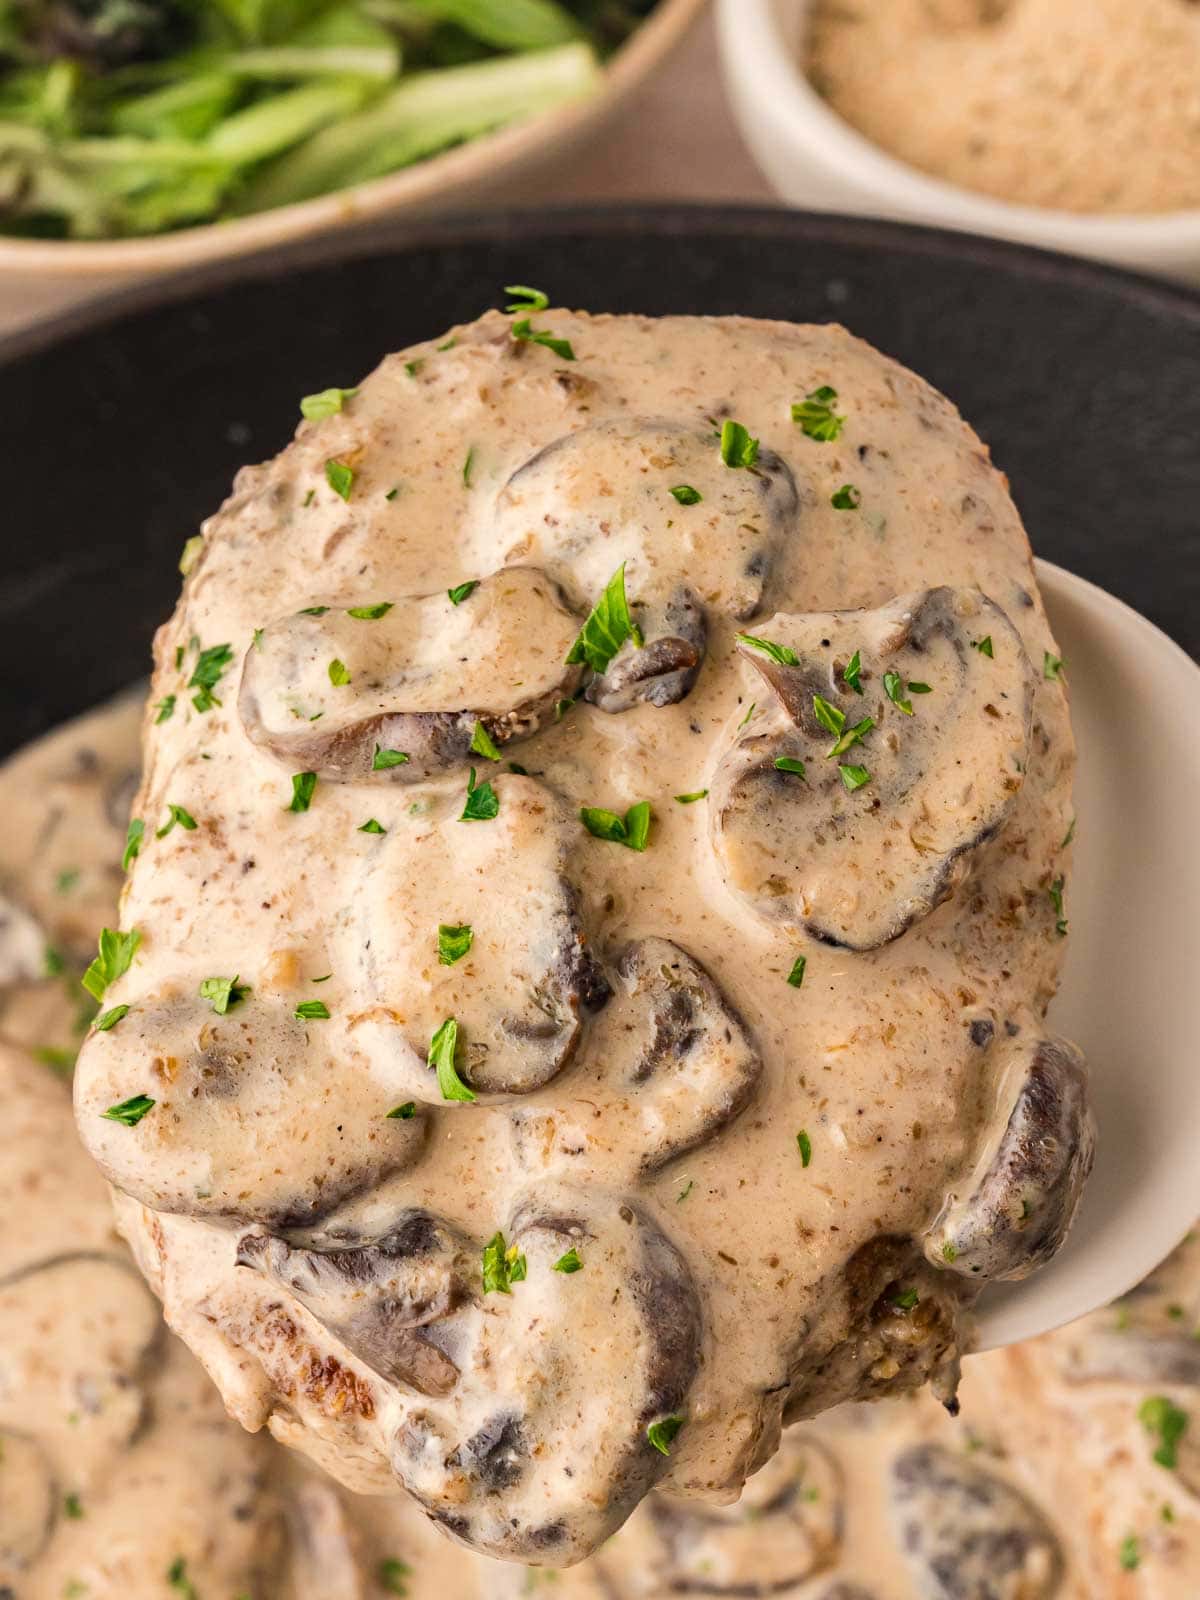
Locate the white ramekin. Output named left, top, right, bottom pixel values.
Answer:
left=717, top=0, right=1200, bottom=285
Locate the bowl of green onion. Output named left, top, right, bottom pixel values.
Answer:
left=0, top=0, right=702, bottom=289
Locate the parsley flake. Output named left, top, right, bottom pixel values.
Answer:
left=720, top=419, right=759, bottom=468
left=95, top=1004, right=129, bottom=1032
left=103, top=1093, right=154, bottom=1127
left=461, top=767, right=499, bottom=822
left=199, top=976, right=248, bottom=1015
left=828, top=715, right=874, bottom=759
left=1139, top=1395, right=1189, bottom=1469
left=122, top=818, right=144, bottom=872
left=511, top=318, right=575, bottom=360
left=325, top=459, right=355, bottom=501
left=774, top=757, right=807, bottom=778
left=462, top=446, right=476, bottom=487
left=300, top=387, right=357, bottom=421
left=1118, top=1535, right=1140, bottom=1572
left=797, top=1129, right=812, bottom=1166
left=737, top=633, right=799, bottom=666
left=287, top=771, right=317, bottom=813
left=892, top=1288, right=920, bottom=1311
left=670, top=484, right=703, bottom=505
left=504, top=284, right=549, bottom=312
left=842, top=650, right=863, bottom=694
left=647, top=1416, right=684, bottom=1456
left=347, top=602, right=393, bottom=620
left=188, top=642, right=233, bottom=713
left=470, top=721, right=502, bottom=761
left=429, top=1017, right=475, bottom=1101
left=438, top=924, right=474, bottom=965
left=831, top=483, right=861, bottom=509
left=154, top=694, right=176, bottom=724
left=448, top=581, right=478, bottom=606
left=566, top=564, right=639, bottom=674
left=482, top=1230, right=527, bottom=1294
left=328, top=658, right=351, bottom=687
left=167, top=1557, right=199, bottom=1600
left=972, top=635, right=994, bottom=658
left=674, top=790, right=709, bottom=804
left=1044, top=650, right=1066, bottom=680
left=883, top=671, right=914, bottom=715
left=378, top=1556, right=413, bottom=1595
left=792, top=386, right=845, bottom=441
left=359, top=818, right=386, bottom=834
left=296, top=999, right=331, bottom=1021
left=677, top=1180, right=694, bottom=1203
left=82, top=927, right=140, bottom=1002
left=812, top=694, right=845, bottom=737
left=387, top=1102, right=416, bottom=1120
left=156, top=803, right=197, bottom=839
left=553, top=1247, right=583, bottom=1274
left=1049, top=876, right=1068, bottom=936
left=840, top=764, right=871, bottom=792
left=581, top=800, right=651, bottom=851
left=787, top=956, right=807, bottom=989
left=372, top=745, right=410, bottom=770
left=64, top=1493, right=84, bottom=1519
left=178, top=535, right=203, bottom=576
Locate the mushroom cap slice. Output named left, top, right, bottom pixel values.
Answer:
left=239, top=567, right=582, bottom=783
left=888, top=1443, right=1063, bottom=1600
left=0, top=1429, right=56, bottom=1577
left=488, top=417, right=799, bottom=710
left=391, top=1186, right=702, bottom=1565
left=647, top=1431, right=843, bottom=1592
left=924, top=1034, right=1095, bottom=1283
left=338, top=775, right=609, bottom=1103
left=75, top=996, right=428, bottom=1226
left=711, top=587, right=1035, bottom=950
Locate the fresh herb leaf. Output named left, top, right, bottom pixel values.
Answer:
left=482, top=1230, right=526, bottom=1294
left=461, top=767, right=499, bottom=822
left=738, top=702, right=757, bottom=728
left=1062, top=816, right=1077, bottom=848
left=1138, top=1395, right=1189, bottom=1469
left=295, top=1000, right=330, bottom=1021
left=188, top=642, right=233, bottom=712
left=737, top=633, right=799, bottom=666
left=462, top=446, right=476, bottom=487
left=385, top=487, right=399, bottom=501
left=33, top=1046, right=75, bottom=1074
left=64, top=1493, right=84, bottom=1519
left=325, top=459, right=355, bottom=501
left=372, top=745, right=410, bottom=770
left=831, top=483, right=861, bottom=509
left=438, top=924, right=473, bottom=966
left=179, top=535, right=203, bottom=576
left=908, top=681, right=933, bottom=695
left=792, top=386, right=845, bottom=442
left=44, top=945, right=64, bottom=977
left=677, top=1180, right=694, bottom=1202
left=347, top=602, right=393, bottom=620
left=1118, top=1535, right=1140, bottom=1572
left=972, top=635, right=994, bottom=658
left=581, top=801, right=651, bottom=851
left=470, top=721, right=502, bottom=761
left=883, top=671, right=913, bottom=715
left=511, top=318, right=575, bottom=360
left=812, top=694, right=845, bottom=737
left=167, top=1557, right=198, bottom=1600
left=674, top=790, right=709, bottom=804
left=299, top=606, right=330, bottom=616
left=154, top=694, right=176, bottom=724
left=566, top=564, right=638, bottom=674
left=156, top=802, right=197, bottom=839
left=839, top=764, right=871, bottom=792
left=720, top=419, right=759, bottom=468
left=942, top=1242, right=958, bottom=1263
left=103, top=1094, right=154, bottom=1127
left=553, top=1247, right=583, bottom=1274
left=378, top=1557, right=413, bottom=1595
left=56, top=868, right=80, bottom=894
left=842, top=650, right=863, bottom=694
left=1049, top=876, right=1068, bottom=936
left=95, top=1004, right=129, bottom=1032
left=199, top=976, right=248, bottom=1015
left=328, top=658, right=351, bottom=686
left=892, top=1287, right=920, bottom=1311
left=797, top=1129, right=812, bottom=1166
left=448, top=581, right=478, bottom=605
left=405, top=360, right=423, bottom=379
left=505, top=284, right=549, bottom=312
left=82, top=928, right=140, bottom=1002
left=623, top=800, right=652, bottom=851
left=670, top=484, right=703, bottom=505
left=301, top=386, right=357, bottom=420
left=1044, top=650, right=1066, bottom=680
left=303, top=488, right=316, bottom=507
left=387, top=1103, right=416, bottom=1120
left=122, top=818, right=145, bottom=872
left=647, top=1416, right=684, bottom=1456
left=774, top=757, right=807, bottom=778
left=429, top=1017, right=475, bottom=1101
left=828, top=715, right=874, bottom=758
left=787, top=956, right=807, bottom=989
left=287, top=771, right=317, bottom=813
left=359, top=818, right=386, bottom=834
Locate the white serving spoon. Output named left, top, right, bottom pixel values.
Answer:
left=974, top=560, right=1200, bottom=1349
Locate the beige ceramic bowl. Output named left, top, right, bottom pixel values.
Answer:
left=0, top=0, right=704, bottom=313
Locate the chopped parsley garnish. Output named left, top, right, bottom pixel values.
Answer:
left=720, top=419, right=759, bottom=468
left=378, top=1557, right=413, bottom=1595
left=839, top=764, right=871, bottom=792
left=842, top=650, right=863, bottom=694
left=347, top=601, right=393, bottom=620
left=95, top=1004, right=129, bottom=1032
left=831, top=483, right=861, bottom=509
left=462, top=446, right=476, bottom=487
left=287, top=771, right=317, bottom=812
left=1062, top=816, right=1077, bottom=848
left=774, top=757, right=807, bottom=778
left=33, top=1046, right=74, bottom=1074
left=387, top=1102, right=416, bottom=1120
left=828, top=715, right=874, bottom=759
left=553, top=1247, right=583, bottom=1274
left=787, top=956, right=806, bottom=989
left=325, top=459, right=355, bottom=501
left=385, top=487, right=399, bottom=501
left=199, top=975, right=248, bottom=1015
left=154, top=694, right=176, bottom=724
left=405, top=360, right=423, bottom=378
left=470, top=721, right=502, bottom=761
left=505, top=284, right=549, bottom=312
left=167, top=1557, right=199, bottom=1600
left=812, top=694, right=844, bottom=737
left=1139, top=1395, right=1188, bottom=1469
left=1049, top=876, right=1068, bottom=936
left=328, top=658, right=351, bottom=686
left=554, top=697, right=575, bottom=722
left=122, top=818, right=144, bottom=872
left=670, top=484, right=703, bottom=505
left=892, top=1288, right=920, bottom=1311
left=796, top=1129, right=812, bottom=1166
left=300, top=386, right=357, bottom=420
left=359, top=818, right=386, bottom=834
left=56, top=868, right=80, bottom=894
left=674, top=790, right=709, bottom=804
left=156, top=803, right=197, bottom=839
left=883, top=671, right=914, bottom=715
left=82, top=927, right=141, bottom=1002
left=44, top=945, right=64, bottom=977
left=461, top=767, right=499, bottom=822
left=299, top=605, right=330, bottom=616
left=647, top=1416, right=684, bottom=1456
left=178, top=535, right=203, bottom=576
left=64, top=1493, right=83, bottom=1519
left=792, top=385, right=845, bottom=442
left=942, top=1242, right=958, bottom=1263
left=1118, top=1535, right=1140, bottom=1572
left=303, top=487, right=316, bottom=507
left=737, top=633, right=799, bottom=666
left=429, top=1017, right=475, bottom=1101
left=102, top=1093, right=154, bottom=1127
left=438, top=924, right=474, bottom=966
left=678, top=1180, right=694, bottom=1202
left=738, top=702, right=757, bottom=728
left=448, top=581, right=478, bottom=606
left=372, top=745, right=410, bottom=770
left=566, top=564, right=639, bottom=674
left=972, top=635, right=994, bottom=658
left=1044, top=650, right=1066, bottom=680
left=482, top=1230, right=527, bottom=1294
left=438, top=337, right=458, bottom=352
left=295, top=999, right=330, bottom=1021
left=188, top=642, right=233, bottom=713
left=511, top=318, right=575, bottom=360
left=908, top=681, right=933, bottom=695
left=581, top=800, right=651, bottom=851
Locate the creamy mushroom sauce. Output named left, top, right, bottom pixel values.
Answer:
left=67, top=311, right=1093, bottom=1565
left=0, top=693, right=1194, bottom=1598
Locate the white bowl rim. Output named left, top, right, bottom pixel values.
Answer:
left=719, top=0, right=1200, bottom=248
left=0, top=0, right=706, bottom=274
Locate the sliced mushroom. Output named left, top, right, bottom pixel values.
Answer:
left=76, top=996, right=428, bottom=1226
left=508, top=937, right=761, bottom=1182
left=889, top=1443, right=1064, bottom=1600
left=648, top=1430, right=843, bottom=1592
left=239, top=567, right=582, bottom=782
left=392, top=1185, right=702, bottom=1564
left=0, top=1429, right=56, bottom=1577
left=237, top=1211, right=474, bottom=1396
left=924, top=1035, right=1094, bottom=1282
left=711, top=587, right=1035, bottom=950
left=340, top=776, right=609, bottom=1102
left=489, top=417, right=800, bottom=710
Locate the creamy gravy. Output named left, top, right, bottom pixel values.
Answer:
left=67, top=311, right=1088, bottom=1564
